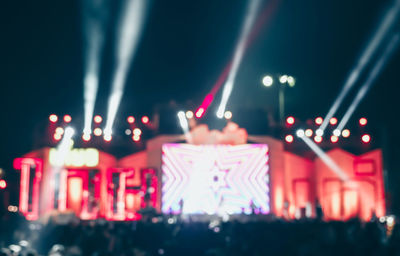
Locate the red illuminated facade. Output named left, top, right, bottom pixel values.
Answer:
left=14, top=134, right=385, bottom=221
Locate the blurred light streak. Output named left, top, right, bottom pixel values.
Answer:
left=216, top=0, right=263, bottom=118
left=52, top=127, right=75, bottom=167
left=196, top=0, right=281, bottom=118
left=83, top=0, right=109, bottom=135
left=300, top=136, right=349, bottom=181
left=320, top=0, right=400, bottom=132
left=177, top=111, right=191, bottom=142
left=104, top=0, right=148, bottom=136
left=337, top=33, right=400, bottom=131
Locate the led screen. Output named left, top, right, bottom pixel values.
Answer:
left=161, top=144, right=270, bottom=215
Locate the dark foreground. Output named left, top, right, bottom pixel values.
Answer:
left=0, top=213, right=399, bottom=256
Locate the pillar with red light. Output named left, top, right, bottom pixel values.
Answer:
left=13, top=158, right=43, bottom=220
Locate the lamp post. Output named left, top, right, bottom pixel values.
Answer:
left=262, top=74, right=295, bottom=123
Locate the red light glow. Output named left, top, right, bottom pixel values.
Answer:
left=315, top=117, right=323, bottom=125
left=82, top=133, right=91, bottom=142
left=314, top=136, right=322, bottom=143
left=330, top=117, right=338, bottom=125
left=64, top=115, right=72, bottom=123
left=305, top=129, right=313, bottom=137
left=362, top=134, right=371, bottom=143
left=359, top=118, right=368, bottom=126
left=285, top=135, right=294, bottom=143
left=0, top=180, right=6, bottom=189
left=49, top=114, right=58, bottom=123
left=93, top=128, right=102, bottom=136
left=342, top=129, right=350, bottom=138
left=330, top=135, right=339, bottom=143
left=286, top=116, right=295, bottom=125
left=141, top=116, right=149, bottom=124
left=127, top=116, right=135, bottom=124
left=104, top=134, right=112, bottom=142
left=132, top=135, right=141, bottom=142
left=94, top=115, right=102, bottom=124
left=54, top=133, right=62, bottom=141
left=55, top=127, right=64, bottom=135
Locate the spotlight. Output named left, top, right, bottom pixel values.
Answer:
left=316, top=129, right=324, bottom=137
left=104, top=134, right=112, bottom=142
left=333, top=129, right=341, bottom=137
left=125, top=129, right=132, bottom=135
left=330, top=135, right=339, bottom=143
left=127, top=116, right=135, bottom=124
left=287, top=76, right=295, bottom=87
left=53, top=133, right=62, bottom=141
left=141, top=116, right=149, bottom=124
left=93, top=128, right=102, bottom=136
left=64, top=127, right=75, bottom=137
left=359, top=117, right=368, bottom=126
left=279, top=75, right=288, bottom=83
left=362, top=134, right=371, bottom=143
left=103, top=127, right=112, bottom=137
left=330, top=117, right=338, bottom=125
left=296, top=129, right=305, bottom=138
left=305, top=129, right=313, bottom=137
left=82, top=133, right=91, bottom=142
left=342, top=129, right=350, bottom=138
left=314, top=136, right=322, bottom=143
left=133, top=128, right=142, bottom=136
left=285, top=134, right=294, bottom=143
left=286, top=116, right=295, bottom=125
left=55, top=127, right=64, bottom=135
left=224, top=111, right=233, bottom=120
left=49, top=114, right=58, bottom=123
left=186, top=111, right=194, bottom=119
left=262, top=75, right=273, bottom=87
left=63, top=115, right=72, bottom=123
left=94, top=115, right=102, bottom=124
left=315, top=117, right=323, bottom=125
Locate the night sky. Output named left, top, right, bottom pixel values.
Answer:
left=1, top=1, right=400, bottom=209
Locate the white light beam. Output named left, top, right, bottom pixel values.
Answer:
left=104, top=0, right=148, bottom=136
left=320, top=0, right=400, bottom=132
left=337, top=33, right=400, bottom=131
left=299, top=135, right=349, bottom=181
left=83, top=0, right=108, bottom=135
left=216, top=0, right=262, bottom=118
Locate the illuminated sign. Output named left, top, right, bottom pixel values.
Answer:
left=49, top=148, right=99, bottom=167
